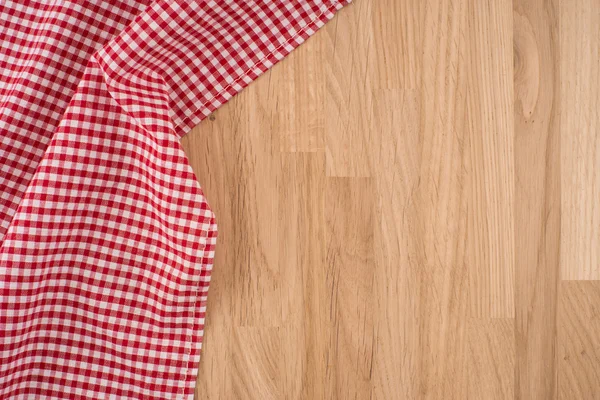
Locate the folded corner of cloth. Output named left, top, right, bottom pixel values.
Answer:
left=0, top=0, right=349, bottom=398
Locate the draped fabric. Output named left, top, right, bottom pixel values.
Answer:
left=0, top=0, right=349, bottom=397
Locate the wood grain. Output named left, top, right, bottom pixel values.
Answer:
left=468, top=319, right=515, bottom=400
left=558, top=282, right=600, bottom=399
left=323, top=0, right=373, bottom=177
left=269, top=38, right=326, bottom=153
left=370, top=89, right=421, bottom=400
left=465, top=0, right=514, bottom=319
left=412, top=1, right=471, bottom=398
left=514, top=0, right=561, bottom=398
left=560, top=1, right=600, bottom=281
left=277, top=153, right=329, bottom=400
left=180, top=0, right=600, bottom=398
left=324, top=177, right=375, bottom=399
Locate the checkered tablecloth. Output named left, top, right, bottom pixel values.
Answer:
left=0, top=0, right=349, bottom=397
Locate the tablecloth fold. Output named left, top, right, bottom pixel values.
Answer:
left=1, top=0, right=349, bottom=398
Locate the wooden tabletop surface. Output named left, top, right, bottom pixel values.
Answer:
left=181, top=0, right=600, bottom=398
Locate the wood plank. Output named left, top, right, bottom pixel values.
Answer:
left=278, top=153, right=330, bottom=400
left=268, top=37, right=326, bottom=153
left=323, top=0, right=374, bottom=177
left=558, top=281, right=600, bottom=399
left=194, top=326, right=232, bottom=400
left=370, top=89, right=421, bottom=400
left=465, top=0, right=515, bottom=318
left=208, top=83, right=282, bottom=328
left=467, top=319, right=515, bottom=400
left=370, top=0, right=423, bottom=89
left=414, top=1, right=471, bottom=397
left=184, top=79, right=284, bottom=398
left=325, top=177, right=375, bottom=399
left=230, top=327, right=282, bottom=399
left=560, top=0, right=600, bottom=280
left=513, top=0, right=561, bottom=398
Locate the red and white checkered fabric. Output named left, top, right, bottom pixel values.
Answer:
left=0, top=0, right=349, bottom=398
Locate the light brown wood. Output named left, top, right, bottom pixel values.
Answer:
left=181, top=1, right=600, bottom=398
left=558, top=282, right=600, bottom=399
left=560, top=2, right=600, bottom=281
left=514, top=0, right=561, bottom=399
